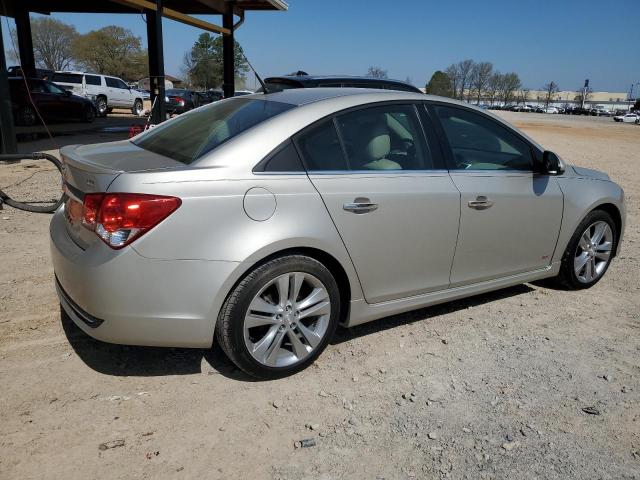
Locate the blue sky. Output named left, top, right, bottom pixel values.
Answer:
left=2, top=0, right=639, bottom=92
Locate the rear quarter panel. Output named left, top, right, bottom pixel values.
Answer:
left=107, top=168, right=366, bottom=321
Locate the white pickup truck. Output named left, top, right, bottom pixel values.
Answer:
left=52, top=71, right=144, bottom=117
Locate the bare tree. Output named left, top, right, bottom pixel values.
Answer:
left=574, top=87, right=593, bottom=108
left=444, top=64, right=460, bottom=99
left=470, top=61, right=493, bottom=104
left=457, top=59, right=474, bottom=101
left=517, top=88, right=531, bottom=105
left=367, top=66, right=388, bottom=79
left=486, top=72, right=502, bottom=105
left=12, top=17, right=79, bottom=71
left=499, top=72, right=521, bottom=106
left=542, top=81, right=559, bottom=108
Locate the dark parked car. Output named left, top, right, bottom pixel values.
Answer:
left=165, top=89, right=201, bottom=114
left=259, top=74, right=423, bottom=94
left=196, top=90, right=223, bottom=105
left=8, top=77, right=96, bottom=126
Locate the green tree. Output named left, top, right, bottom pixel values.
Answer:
left=425, top=70, right=452, bottom=97
left=182, top=33, right=249, bottom=89
left=72, top=26, right=148, bottom=80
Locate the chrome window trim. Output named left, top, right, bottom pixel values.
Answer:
left=307, top=169, right=450, bottom=176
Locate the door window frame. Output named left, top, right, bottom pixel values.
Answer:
left=292, top=100, right=447, bottom=174
left=423, top=101, right=545, bottom=174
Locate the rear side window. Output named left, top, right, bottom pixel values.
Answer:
left=134, top=98, right=295, bottom=164
left=52, top=73, right=82, bottom=84
left=85, top=75, right=101, bottom=86
left=433, top=105, right=533, bottom=171
left=255, top=141, right=304, bottom=172
left=295, top=120, right=347, bottom=171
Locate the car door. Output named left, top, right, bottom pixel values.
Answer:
left=27, top=80, right=58, bottom=120
left=295, top=103, right=461, bottom=304
left=44, top=81, right=76, bottom=120
left=105, top=77, right=126, bottom=106
left=115, top=78, right=134, bottom=107
left=428, top=103, right=563, bottom=287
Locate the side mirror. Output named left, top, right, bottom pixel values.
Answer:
left=63, top=90, right=72, bottom=97
left=542, top=150, right=565, bottom=175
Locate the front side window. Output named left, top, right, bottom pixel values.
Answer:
left=45, top=82, right=67, bottom=95
left=134, top=98, right=295, bottom=164
left=117, top=79, right=129, bottom=90
left=433, top=105, right=533, bottom=171
left=335, top=104, right=433, bottom=170
left=105, top=77, right=119, bottom=88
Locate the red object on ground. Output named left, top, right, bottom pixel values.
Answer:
left=129, top=125, right=144, bottom=138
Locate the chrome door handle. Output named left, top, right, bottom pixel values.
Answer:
left=343, top=200, right=378, bottom=214
left=468, top=196, right=494, bottom=210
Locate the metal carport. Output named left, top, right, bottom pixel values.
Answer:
left=0, top=0, right=287, bottom=153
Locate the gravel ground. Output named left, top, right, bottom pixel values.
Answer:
left=0, top=112, right=639, bottom=479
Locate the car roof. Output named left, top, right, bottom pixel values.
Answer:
left=250, top=87, right=427, bottom=106
left=267, top=74, right=408, bottom=83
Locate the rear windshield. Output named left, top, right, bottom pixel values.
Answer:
left=134, top=98, right=295, bottom=164
left=52, top=73, right=83, bottom=84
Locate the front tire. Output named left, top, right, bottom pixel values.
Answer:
left=216, top=255, right=341, bottom=379
left=82, top=104, right=96, bottom=123
left=16, top=105, right=37, bottom=126
left=556, top=210, right=617, bottom=289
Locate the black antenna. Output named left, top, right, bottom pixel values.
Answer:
left=241, top=51, right=269, bottom=94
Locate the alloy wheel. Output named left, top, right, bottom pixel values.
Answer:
left=243, top=272, right=331, bottom=368
left=97, top=98, right=107, bottom=116
left=574, top=220, right=613, bottom=284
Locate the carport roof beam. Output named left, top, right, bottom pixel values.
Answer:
left=110, top=0, right=230, bottom=35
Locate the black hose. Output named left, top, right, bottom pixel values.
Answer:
left=0, top=153, right=65, bottom=213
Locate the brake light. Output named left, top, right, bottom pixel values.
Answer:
left=81, top=193, right=181, bottom=249
left=175, top=96, right=184, bottom=106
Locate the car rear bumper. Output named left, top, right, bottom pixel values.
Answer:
left=50, top=208, right=240, bottom=348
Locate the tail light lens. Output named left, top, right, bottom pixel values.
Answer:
left=81, top=193, right=181, bottom=249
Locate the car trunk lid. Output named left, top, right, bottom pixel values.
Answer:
left=60, top=140, right=184, bottom=249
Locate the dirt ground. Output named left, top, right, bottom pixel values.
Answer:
left=0, top=112, right=639, bottom=479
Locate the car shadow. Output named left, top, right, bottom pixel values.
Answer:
left=60, top=310, right=256, bottom=381
left=61, top=284, right=535, bottom=381
left=331, top=283, right=535, bottom=345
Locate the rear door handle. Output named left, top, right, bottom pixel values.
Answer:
left=343, top=198, right=378, bottom=214
left=468, top=196, right=494, bottom=210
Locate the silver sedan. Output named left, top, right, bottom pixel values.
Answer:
left=51, top=88, right=625, bottom=378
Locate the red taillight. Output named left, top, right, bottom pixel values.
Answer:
left=82, top=193, right=104, bottom=229
left=81, top=193, right=181, bottom=249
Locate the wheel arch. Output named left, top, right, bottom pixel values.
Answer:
left=228, top=246, right=352, bottom=325
left=590, top=202, right=623, bottom=257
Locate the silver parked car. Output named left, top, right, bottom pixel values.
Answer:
left=51, top=89, right=625, bottom=378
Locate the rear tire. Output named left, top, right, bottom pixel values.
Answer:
left=96, top=96, right=108, bottom=117
left=216, top=255, right=341, bottom=379
left=132, top=99, right=143, bottom=116
left=555, top=210, right=617, bottom=290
